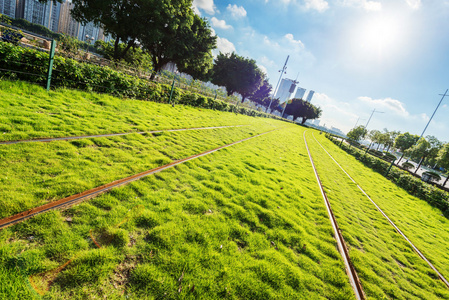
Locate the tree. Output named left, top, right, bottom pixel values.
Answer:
left=283, top=98, right=322, bottom=124
left=406, top=138, right=431, bottom=174
left=262, top=97, right=280, bottom=113
left=94, top=40, right=152, bottom=70
left=211, top=52, right=264, bottom=102
left=394, top=132, right=419, bottom=164
left=347, top=126, right=367, bottom=142
left=71, top=0, right=149, bottom=60
left=437, top=143, right=449, bottom=187
left=143, top=12, right=216, bottom=80
left=424, top=136, right=443, bottom=167
left=368, top=129, right=382, bottom=150
left=249, top=78, right=272, bottom=105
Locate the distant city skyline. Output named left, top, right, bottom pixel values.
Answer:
left=0, top=0, right=111, bottom=43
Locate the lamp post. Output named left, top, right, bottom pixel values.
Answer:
left=364, top=109, right=384, bottom=130
left=266, top=55, right=289, bottom=113
left=85, top=35, right=94, bottom=54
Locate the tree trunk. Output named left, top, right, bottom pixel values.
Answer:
left=117, top=40, right=134, bottom=60
left=397, top=153, right=405, bottom=165
left=301, top=117, right=307, bottom=124
left=414, top=156, right=425, bottom=174
left=113, top=37, right=121, bottom=60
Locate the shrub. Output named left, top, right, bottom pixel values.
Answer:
left=328, top=134, right=449, bottom=217
left=402, top=162, right=415, bottom=170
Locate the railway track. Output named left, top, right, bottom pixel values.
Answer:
left=308, top=132, right=449, bottom=290
left=0, top=129, right=276, bottom=230
left=303, top=131, right=366, bottom=300
left=0, top=125, right=249, bottom=145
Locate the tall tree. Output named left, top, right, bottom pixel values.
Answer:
left=249, top=78, right=272, bottom=105
left=437, top=143, right=449, bottom=187
left=347, top=126, right=367, bottom=142
left=71, top=0, right=149, bottom=60
left=283, top=98, right=322, bottom=124
left=142, top=11, right=216, bottom=79
left=394, top=132, right=420, bottom=164
left=424, top=136, right=443, bottom=167
left=406, top=138, right=431, bottom=174
left=211, top=52, right=264, bottom=102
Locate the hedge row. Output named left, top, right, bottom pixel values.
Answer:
left=0, top=41, right=284, bottom=120
left=327, top=135, right=449, bottom=217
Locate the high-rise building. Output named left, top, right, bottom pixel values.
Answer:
left=0, top=0, right=16, bottom=18
left=306, top=90, right=315, bottom=102
left=294, top=87, right=306, bottom=99
left=275, top=78, right=296, bottom=103
left=2, top=0, right=110, bottom=42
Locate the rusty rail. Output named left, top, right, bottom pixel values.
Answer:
left=303, top=131, right=366, bottom=300
left=311, top=133, right=449, bottom=289
left=0, top=125, right=248, bottom=145
left=0, top=129, right=275, bottom=230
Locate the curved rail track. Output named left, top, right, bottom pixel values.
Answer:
left=0, top=125, right=249, bottom=145
left=309, top=132, right=449, bottom=289
left=303, top=131, right=366, bottom=300
left=0, top=129, right=275, bottom=230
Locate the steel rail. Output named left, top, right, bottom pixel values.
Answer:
left=0, top=129, right=276, bottom=230
left=311, top=133, right=449, bottom=289
left=303, top=131, right=366, bottom=300
left=0, top=125, right=249, bottom=145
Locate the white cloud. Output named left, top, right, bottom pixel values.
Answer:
left=304, top=0, right=329, bottom=12
left=192, top=0, right=216, bottom=15
left=358, top=96, right=409, bottom=117
left=364, top=1, right=382, bottom=11
left=339, top=0, right=382, bottom=11
left=215, top=37, right=236, bottom=54
left=405, top=0, right=421, bottom=10
left=284, top=33, right=305, bottom=48
left=210, top=17, right=232, bottom=30
left=227, top=4, right=247, bottom=18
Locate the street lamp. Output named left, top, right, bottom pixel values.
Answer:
left=85, top=34, right=94, bottom=54
left=266, top=55, right=289, bottom=113
left=364, top=109, right=384, bottom=130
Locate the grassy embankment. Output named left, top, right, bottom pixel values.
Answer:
left=0, top=81, right=355, bottom=299
left=307, top=131, right=449, bottom=299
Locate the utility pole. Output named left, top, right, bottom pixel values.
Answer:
left=266, top=55, right=289, bottom=113
left=364, top=109, right=384, bottom=130
left=416, top=89, right=449, bottom=143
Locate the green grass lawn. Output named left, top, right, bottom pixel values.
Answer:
left=0, top=126, right=356, bottom=299
left=307, top=131, right=449, bottom=299
left=2, top=80, right=449, bottom=299
left=0, top=80, right=276, bottom=142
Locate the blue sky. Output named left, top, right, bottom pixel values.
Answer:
left=193, top=0, right=449, bottom=142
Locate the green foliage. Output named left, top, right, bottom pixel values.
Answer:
left=58, top=34, right=82, bottom=57
left=394, top=132, right=419, bottom=152
left=0, top=42, right=280, bottom=120
left=9, top=18, right=61, bottom=40
left=347, top=125, right=367, bottom=142
left=401, top=162, right=414, bottom=170
left=327, top=135, right=449, bottom=216
left=212, top=52, right=264, bottom=101
left=283, top=98, right=322, bottom=123
left=94, top=40, right=152, bottom=71
left=1, top=28, right=23, bottom=45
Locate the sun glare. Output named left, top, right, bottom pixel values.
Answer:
left=352, top=14, right=407, bottom=61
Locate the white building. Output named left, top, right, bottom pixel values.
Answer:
left=294, top=87, right=306, bottom=99
left=275, top=78, right=296, bottom=104
left=305, top=90, right=315, bottom=102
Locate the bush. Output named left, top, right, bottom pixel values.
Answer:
left=328, top=135, right=449, bottom=217
left=0, top=41, right=290, bottom=122
left=402, top=162, right=414, bottom=170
